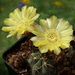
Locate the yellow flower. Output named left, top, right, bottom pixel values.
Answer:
left=53, top=1, right=62, bottom=6
left=2, top=6, right=40, bottom=39
left=22, top=0, right=30, bottom=3
left=30, top=16, right=73, bottom=55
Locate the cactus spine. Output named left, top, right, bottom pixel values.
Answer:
left=28, top=51, right=57, bottom=75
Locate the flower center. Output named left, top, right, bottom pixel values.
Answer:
left=16, top=18, right=31, bottom=33
left=45, top=29, right=60, bottom=43
left=18, top=19, right=29, bottom=28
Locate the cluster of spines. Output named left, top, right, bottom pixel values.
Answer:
left=28, top=51, right=57, bottom=75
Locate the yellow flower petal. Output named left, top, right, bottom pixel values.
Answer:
left=53, top=47, right=61, bottom=55
left=48, top=44, right=56, bottom=51
left=21, top=6, right=27, bottom=18
left=61, top=36, right=73, bottom=43
left=32, top=31, right=44, bottom=36
left=49, top=15, right=58, bottom=28
left=39, top=45, right=48, bottom=53
left=17, top=32, right=22, bottom=39
left=14, top=8, right=21, bottom=19
left=60, top=26, right=73, bottom=36
left=56, top=20, right=69, bottom=32
left=30, top=14, right=40, bottom=21
left=29, top=8, right=36, bottom=19
left=60, top=42, right=70, bottom=49
left=27, top=25, right=35, bottom=32
left=2, top=27, right=15, bottom=31
left=26, top=6, right=34, bottom=18
left=46, top=19, right=51, bottom=29
left=31, top=24, right=45, bottom=36
left=30, top=36, right=44, bottom=41
left=34, top=24, right=44, bottom=33
left=9, top=12, right=18, bottom=21
left=7, top=31, right=16, bottom=38
left=40, top=19, right=48, bottom=30
left=31, top=37, right=48, bottom=47
left=4, top=18, right=16, bottom=25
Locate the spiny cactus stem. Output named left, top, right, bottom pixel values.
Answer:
left=41, top=53, right=47, bottom=58
left=32, top=65, right=41, bottom=72
left=31, top=53, right=34, bottom=56
left=32, top=66, right=41, bottom=74
left=32, top=61, right=54, bottom=72
left=41, top=57, right=47, bottom=60
left=33, top=57, right=38, bottom=60
left=42, top=62, right=54, bottom=68
left=32, top=67, right=42, bottom=75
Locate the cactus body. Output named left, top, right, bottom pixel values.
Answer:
left=28, top=51, right=57, bottom=75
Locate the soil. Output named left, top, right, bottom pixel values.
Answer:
left=4, top=37, right=75, bottom=75
left=4, top=39, right=37, bottom=75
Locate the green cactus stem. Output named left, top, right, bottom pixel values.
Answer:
left=28, top=51, right=57, bottom=75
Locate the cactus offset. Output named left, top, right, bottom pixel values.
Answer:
left=28, top=51, right=57, bottom=75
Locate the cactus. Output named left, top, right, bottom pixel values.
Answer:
left=28, top=51, right=57, bottom=75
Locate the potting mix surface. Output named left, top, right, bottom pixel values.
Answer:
left=4, top=39, right=75, bottom=75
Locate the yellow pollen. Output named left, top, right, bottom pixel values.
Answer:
left=45, top=29, right=60, bottom=43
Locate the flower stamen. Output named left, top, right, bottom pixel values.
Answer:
left=45, top=29, right=60, bottom=43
